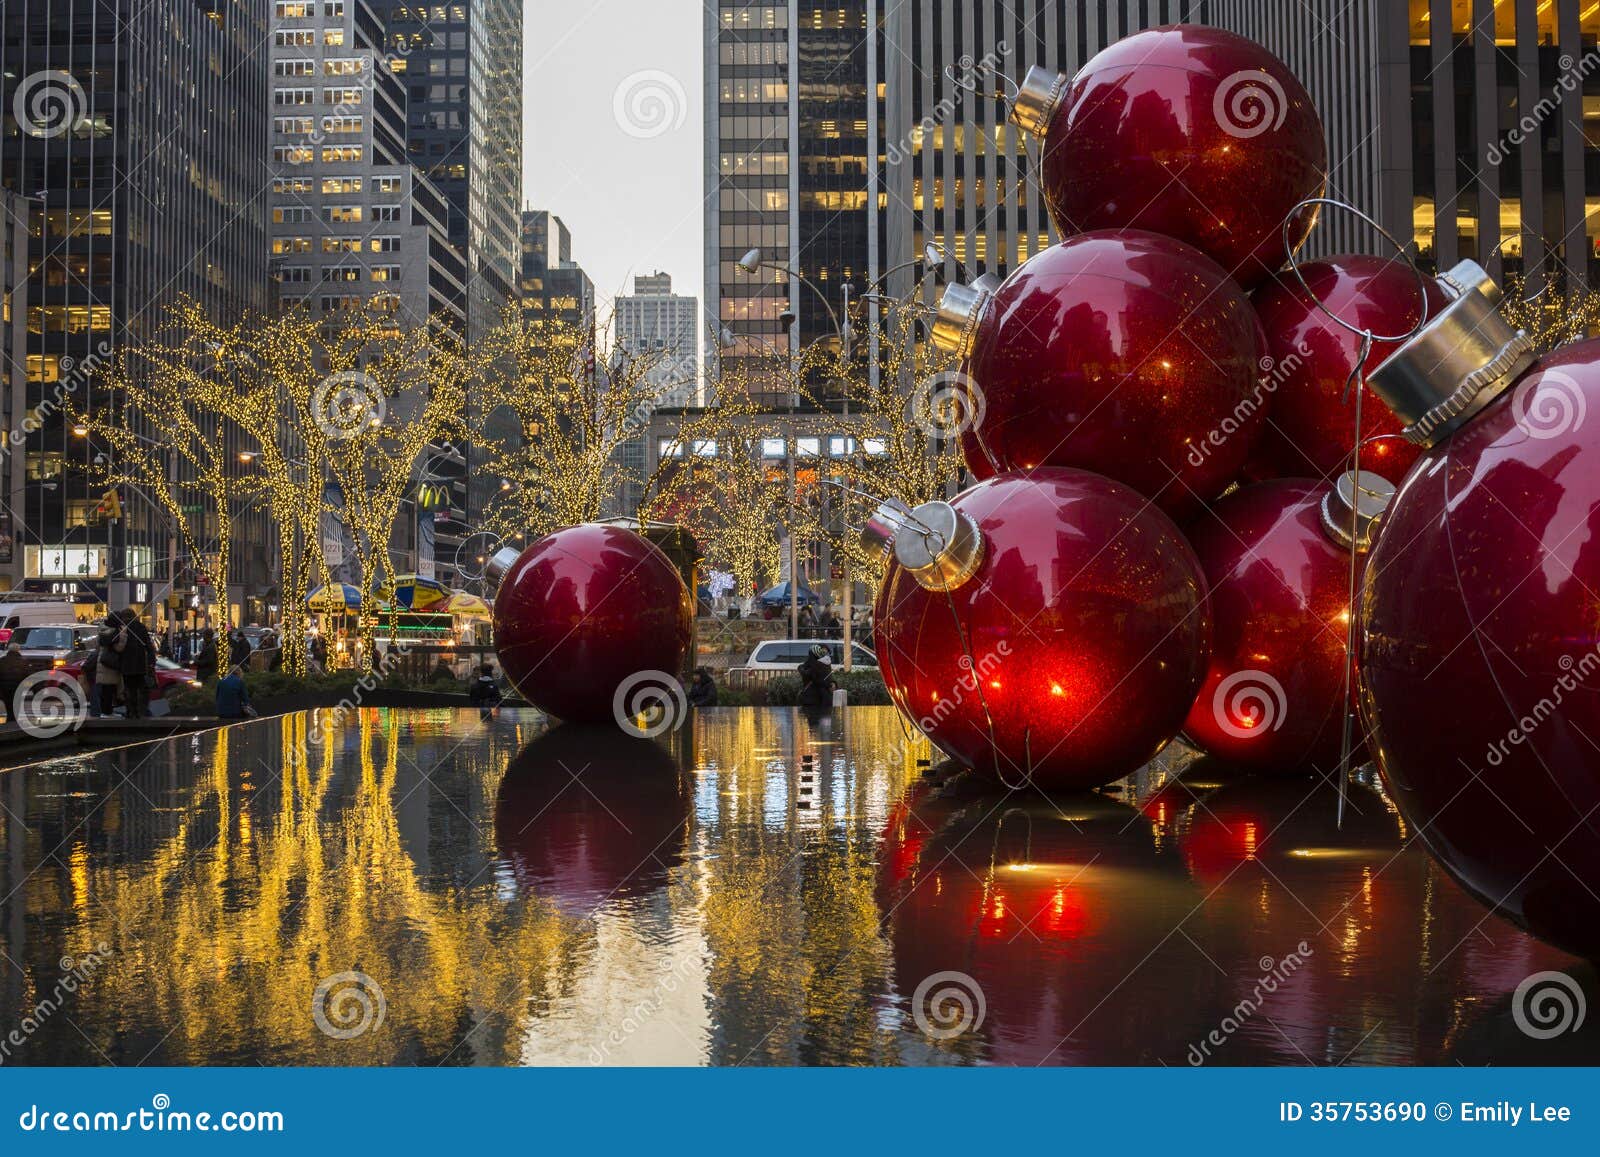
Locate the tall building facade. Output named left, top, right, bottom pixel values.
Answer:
left=1, top=192, right=27, bottom=589
left=1211, top=0, right=1600, bottom=294
left=369, top=0, right=522, bottom=339
left=0, top=0, right=273, bottom=623
left=268, top=0, right=466, bottom=328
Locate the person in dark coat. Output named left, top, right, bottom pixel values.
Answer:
left=227, top=628, right=253, bottom=671
left=117, top=611, right=155, bottom=719
left=467, top=663, right=502, bottom=720
left=94, top=613, right=126, bottom=717
left=0, top=643, right=30, bottom=723
left=193, top=628, right=219, bottom=684
left=797, top=644, right=834, bottom=713
left=687, top=667, right=718, bottom=708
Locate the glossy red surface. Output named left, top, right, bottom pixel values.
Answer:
left=879, top=785, right=1212, bottom=1064
left=1247, top=257, right=1448, bottom=483
left=493, top=524, right=694, bottom=724
left=1360, top=339, right=1600, bottom=959
left=494, top=725, right=688, bottom=912
left=965, top=230, right=1263, bottom=522
left=1182, top=480, right=1365, bottom=773
left=1038, top=25, right=1326, bottom=288
left=874, top=468, right=1210, bottom=790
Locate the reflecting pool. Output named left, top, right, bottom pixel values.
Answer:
left=0, top=708, right=1593, bottom=1066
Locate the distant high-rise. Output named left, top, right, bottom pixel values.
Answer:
left=617, top=272, right=699, bottom=409
left=519, top=210, right=595, bottom=335
left=267, top=0, right=466, bottom=329
left=0, top=0, right=273, bottom=623
left=370, top=0, right=523, bottom=340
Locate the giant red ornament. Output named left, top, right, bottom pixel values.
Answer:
left=872, top=468, right=1210, bottom=790
left=1248, top=256, right=1449, bottom=482
left=1360, top=262, right=1600, bottom=959
left=936, top=230, right=1263, bottom=521
left=492, top=524, right=693, bottom=724
left=1182, top=475, right=1387, bottom=773
left=1010, top=25, right=1327, bottom=288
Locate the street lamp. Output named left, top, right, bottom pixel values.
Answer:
left=734, top=250, right=858, bottom=644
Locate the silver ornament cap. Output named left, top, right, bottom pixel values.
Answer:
left=894, top=501, right=986, bottom=592
left=1366, top=260, right=1535, bottom=448
left=1320, top=470, right=1396, bottom=553
left=931, top=282, right=991, bottom=359
left=1009, top=65, right=1069, bottom=138
left=859, top=497, right=913, bottom=561
left=484, top=545, right=523, bottom=580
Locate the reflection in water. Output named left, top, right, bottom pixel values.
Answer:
left=0, top=711, right=1591, bottom=1065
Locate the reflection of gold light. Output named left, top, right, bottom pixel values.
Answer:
left=1287, top=847, right=1373, bottom=860
left=1050, top=683, right=1064, bottom=696
left=1332, top=609, right=1351, bottom=626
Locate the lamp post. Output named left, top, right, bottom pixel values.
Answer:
left=735, top=248, right=854, bottom=646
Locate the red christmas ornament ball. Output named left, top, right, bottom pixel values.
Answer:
left=962, top=230, right=1263, bottom=522
left=1032, top=25, right=1326, bottom=288
left=1248, top=256, right=1448, bottom=482
left=874, top=468, right=1210, bottom=790
left=1361, top=340, right=1600, bottom=959
left=493, top=524, right=694, bottom=724
left=1182, top=480, right=1364, bottom=773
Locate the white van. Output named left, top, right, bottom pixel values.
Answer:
left=0, top=596, right=96, bottom=644
left=742, top=638, right=879, bottom=672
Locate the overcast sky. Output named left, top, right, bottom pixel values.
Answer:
left=523, top=0, right=705, bottom=316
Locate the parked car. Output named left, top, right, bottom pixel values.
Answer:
left=11, top=624, right=104, bottom=674
left=45, top=650, right=203, bottom=701
left=741, top=638, right=878, bottom=672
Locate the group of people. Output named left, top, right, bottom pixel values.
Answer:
left=85, top=609, right=160, bottom=719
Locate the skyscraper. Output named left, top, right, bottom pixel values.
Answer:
left=1, top=0, right=273, bottom=623
left=519, top=210, right=595, bottom=336
left=369, top=0, right=523, bottom=340
left=617, top=272, right=699, bottom=409
left=268, top=0, right=466, bottom=329
left=1, top=192, right=27, bottom=588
